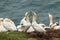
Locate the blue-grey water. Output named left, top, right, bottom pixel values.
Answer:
left=0, top=0, right=60, bottom=26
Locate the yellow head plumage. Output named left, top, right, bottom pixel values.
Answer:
left=32, top=12, right=37, bottom=22
left=25, top=12, right=29, bottom=21
left=5, top=18, right=12, bottom=22
left=48, top=13, right=53, bottom=25
left=48, top=13, right=55, bottom=29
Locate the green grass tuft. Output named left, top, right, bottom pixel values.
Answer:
left=0, top=32, right=60, bottom=40
left=0, top=32, right=37, bottom=40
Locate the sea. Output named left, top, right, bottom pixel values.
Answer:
left=0, top=0, right=60, bottom=26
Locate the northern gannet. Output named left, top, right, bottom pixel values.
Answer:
left=48, top=13, right=60, bottom=29
left=3, top=18, right=17, bottom=31
left=17, top=12, right=34, bottom=32
left=32, top=12, right=46, bottom=32
left=0, top=18, right=8, bottom=32
left=48, top=13, right=55, bottom=29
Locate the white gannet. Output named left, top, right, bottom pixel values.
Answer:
left=17, top=12, right=34, bottom=32
left=48, top=13, right=60, bottom=29
left=0, top=18, right=8, bottom=32
left=3, top=18, right=17, bottom=31
left=48, top=13, right=55, bottom=29
left=32, top=12, right=46, bottom=32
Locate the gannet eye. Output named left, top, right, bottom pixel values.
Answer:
left=21, top=24, right=23, bottom=25
left=25, top=18, right=26, bottom=20
left=25, top=18, right=27, bottom=21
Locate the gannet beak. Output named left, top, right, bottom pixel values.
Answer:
left=48, top=13, right=52, bottom=18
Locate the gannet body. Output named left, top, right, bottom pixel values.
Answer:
left=54, top=26, right=60, bottom=29
left=3, top=18, right=17, bottom=31
left=32, top=12, right=46, bottom=32
left=39, top=24, right=50, bottom=29
left=48, top=13, right=60, bottom=29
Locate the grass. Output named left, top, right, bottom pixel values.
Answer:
left=0, top=32, right=37, bottom=40
left=0, top=32, right=60, bottom=40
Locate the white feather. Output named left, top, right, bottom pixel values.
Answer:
left=0, top=18, right=8, bottom=32
left=32, top=12, right=46, bottom=32
left=3, top=18, right=17, bottom=31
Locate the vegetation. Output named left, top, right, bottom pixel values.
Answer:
left=0, top=32, right=60, bottom=40
left=0, top=32, right=37, bottom=40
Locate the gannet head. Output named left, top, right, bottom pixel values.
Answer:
left=24, top=12, right=29, bottom=21
left=0, top=18, right=3, bottom=22
left=48, top=13, right=53, bottom=25
left=19, top=12, right=31, bottom=32
left=32, top=12, right=37, bottom=22
left=21, top=12, right=30, bottom=25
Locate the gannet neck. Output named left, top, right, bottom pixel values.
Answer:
left=25, top=16, right=29, bottom=21
left=48, top=13, right=53, bottom=26
left=59, top=21, right=60, bottom=25
left=33, top=18, right=36, bottom=23
left=33, top=15, right=36, bottom=22
left=33, top=12, right=37, bottom=23
left=25, top=12, right=29, bottom=17
left=50, top=22, right=54, bottom=29
left=48, top=13, right=55, bottom=29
